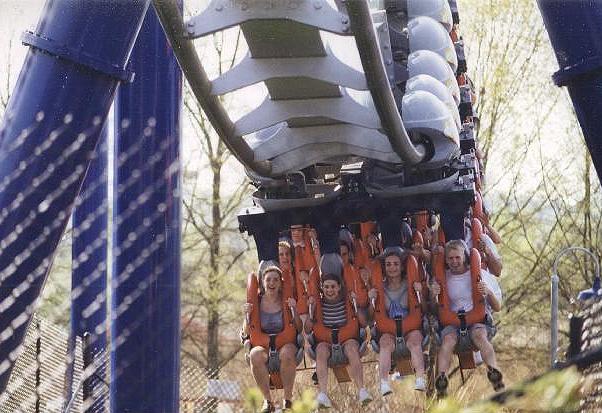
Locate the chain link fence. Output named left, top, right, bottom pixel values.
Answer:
left=0, top=316, right=254, bottom=413
left=0, top=315, right=84, bottom=413
left=180, top=362, right=246, bottom=413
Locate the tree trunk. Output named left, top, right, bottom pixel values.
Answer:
left=205, top=161, right=223, bottom=412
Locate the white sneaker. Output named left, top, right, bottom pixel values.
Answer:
left=358, top=388, right=373, bottom=406
left=474, top=351, right=484, bottom=366
left=414, top=376, right=426, bottom=392
left=316, top=392, right=332, bottom=409
left=380, top=380, right=393, bottom=397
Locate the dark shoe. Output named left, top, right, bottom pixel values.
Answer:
left=435, top=373, right=448, bottom=398
left=260, top=399, right=274, bottom=413
left=283, top=399, right=293, bottom=412
left=312, top=371, right=318, bottom=386
left=487, top=366, right=505, bottom=391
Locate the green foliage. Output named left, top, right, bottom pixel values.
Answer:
left=244, top=388, right=317, bottom=413
left=244, top=387, right=263, bottom=413
left=291, top=390, right=318, bottom=413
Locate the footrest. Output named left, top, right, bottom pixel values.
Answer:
left=332, top=365, right=351, bottom=383
left=395, top=357, right=414, bottom=376
left=457, top=351, right=476, bottom=370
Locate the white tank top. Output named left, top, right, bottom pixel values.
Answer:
left=445, top=269, right=473, bottom=313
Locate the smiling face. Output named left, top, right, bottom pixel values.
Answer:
left=262, top=270, right=282, bottom=295
left=322, top=279, right=341, bottom=301
left=445, top=247, right=467, bottom=274
left=384, top=255, right=402, bottom=280
left=278, top=245, right=291, bottom=269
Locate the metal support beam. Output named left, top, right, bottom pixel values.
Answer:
left=111, top=3, right=181, bottom=412
left=537, top=0, right=602, bottom=181
left=70, top=124, right=109, bottom=411
left=0, top=0, right=150, bottom=392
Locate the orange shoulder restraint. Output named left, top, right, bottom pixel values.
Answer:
left=472, top=192, right=485, bottom=223
left=309, top=269, right=359, bottom=345
left=432, top=249, right=486, bottom=328
left=470, top=217, right=489, bottom=271
left=343, top=262, right=368, bottom=308
left=293, top=232, right=318, bottom=314
left=373, top=255, right=423, bottom=336
left=246, top=272, right=297, bottom=350
left=353, top=238, right=370, bottom=270
left=415, top=211, right=428, bottom=234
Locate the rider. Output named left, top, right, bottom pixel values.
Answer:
left=305, top=271, right=372, bottom=408
left=368, top=247, right=427, bottom=395
left=278, top=240, right=293, bottom=275
left=242, top=265, right=303, bottom=412
left=430, top=240, right=504, bottom=396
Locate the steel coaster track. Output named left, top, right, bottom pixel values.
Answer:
left=154, top=0, right=477, bottom=223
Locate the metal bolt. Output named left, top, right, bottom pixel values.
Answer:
left=314, top=1, right=322, bottom=9
left=342, top=26, right=349, bottom=32
left=215, top=4, right=223, bottom=11
left=341, top=16, right=349, bottom=24
left=241, top=2, right=248, bottom=11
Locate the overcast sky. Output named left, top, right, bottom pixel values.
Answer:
left=0, top=2, right=43, bottom=88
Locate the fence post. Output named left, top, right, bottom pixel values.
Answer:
left=35, top=320, right=41, bottom=413
left=82, top=332, right=93, bottom=412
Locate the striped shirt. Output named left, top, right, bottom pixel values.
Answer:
left=322, top=299, right=347, bottom=328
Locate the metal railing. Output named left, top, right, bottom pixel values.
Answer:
left=550, top=247, right=600, bottom=367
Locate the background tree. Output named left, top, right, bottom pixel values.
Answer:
left=179, top=26, right=256, bottom=382
left=463, top=0, right=601, bottom=354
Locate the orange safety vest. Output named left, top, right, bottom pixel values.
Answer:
left=308, top=269, right=360, bottom=344
left=246, top=272, right=297, bottom=350
left=372, top=255, right=423, bottom=336
left=432, top=248, right=486, bottom=328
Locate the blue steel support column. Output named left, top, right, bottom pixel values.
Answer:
left=71, top=124, right=109, bottom=411
left=0, top=0, right=150, bottom=392
left=111, top=3, right=181, bottom=412
left=537, top=0, right=602, bottom=180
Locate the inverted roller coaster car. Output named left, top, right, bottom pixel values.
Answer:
left=385, top=0, right=454, bottom=33
left=407, top=16, right=458, bottom=73
left=407, top=50, right=460, bottom=105
left=406, top=74, right=461, bottom=130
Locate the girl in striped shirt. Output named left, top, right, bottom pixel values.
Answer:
left=305, top=273, right=372, bottom=408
